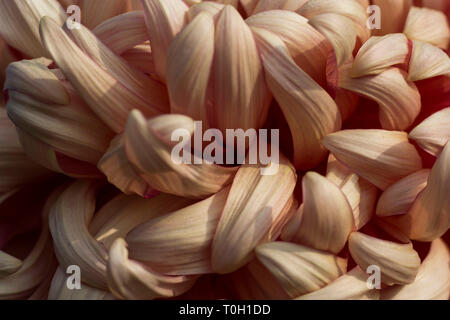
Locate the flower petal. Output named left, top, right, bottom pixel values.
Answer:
left=255, top=241, right=347, bottom=298
left=351, top=34, right=409, bottom=78
left=371, top=0, right=412, bottom=36
left=339, top=65, right=421, bottom=131
left=290, top=172, right=354, bottom=254
left=252, top=26, right=341, bottom=169
left=409, top=107, right=450, bottom=156
left=408, top=40, right=450, bottom=81
left=322, top=129, right=423, bottom=190
left=79, top=0, right=128, bottom=29
left=403, top=6, right=450, bottom=50
left=0, top=251, right=22, bottom=278
left=376, top=169, right=430, bottom=217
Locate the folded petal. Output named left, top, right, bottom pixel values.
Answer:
left=408, top=40, right=450, bottom=81
left=289, top=172, right=353, bottom=254
left=296, top=267, right=380, bottom=300
left=348, top=232, right=421, bottom=285
left=0, top=251, right=22, bottom=278
left=376, top=169, right=430, bottom=217
left=322, top=129, right=423, bottom=190
left=352, top=34, right=409, bottom=77
left=107, top=238, right=197, bottom=300
left=0, top=0, right=66, bottom=58
left=39, top=17, right=169, bottom=133
left=339, top=65, right=421, bottom=131
left=403, top=6, right=450, bottom=50
left=384, top=142, right=450, bottom=241
left=49, top=180, right=109, bottom=290
left=141, top=0, right=189, bottom=81
left=211, top=154, right=296, bottom=273
left=255, top=242, right=347, bottom=298
left=124, top=110, right=237, bottom=199
left=252, top=27, right=341, bottom=170
left=381, top=238, right=450, bottom=300
left=409, top=107, right=450, bottom=156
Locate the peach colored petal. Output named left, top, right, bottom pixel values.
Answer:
left=408, top=40, right=450, bottom=81
left=371, top=0, right=413, bottom=36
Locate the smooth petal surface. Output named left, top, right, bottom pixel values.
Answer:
left=409, top=107, right=450, bottom=156
left=252, top=27, right=341, bottom=170
left=323, top=130, right=423, bottom=190
left=211, top=154, right=296, bottom=273
left=348, top=232, right=421, bottom=285
left=381, top=238, right=450, bottom=300
left=166, top=12, right=214, bottom=123
left=80, top=0, right=128, bottom=29
left=0, top=251, right=22, bottom=278
left=291, top=172, right=354, bottom=254
left=376, top=169, right=430, bottom=217
left=408, top=40, right=450, bottom=81
left=296, top=267, right=380, bottom=300
left=403, top=6, right=450, bottom=50
left=141, top=0, right=189, bottom=81
left=255, top=242, right=347, bottom=298
left=352, top=34, right=409, bottom=77
left=211, top=5, right=270, bottom=132
left=339, top=65, right=421, bottom=131
left=126, top=188, right=230, bottom=275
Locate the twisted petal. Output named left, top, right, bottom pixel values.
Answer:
left=408, top=40, right=450, bottom=81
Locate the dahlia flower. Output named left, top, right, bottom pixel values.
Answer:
left=0, top=0, right=449, bottom=300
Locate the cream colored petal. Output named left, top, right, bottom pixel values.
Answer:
left=247, top=10, right=331, bottom=86
left=49, top=181, right=108, bottom=290
left=0, top=190, right=57, bottom=299
left=356, top=179, right=378, bottom=229
left=323, top=129, right=423, bottom=190
left=93, top=11, right=149, bottom=55
left=296, top=267, right=380, bottom=300
left=141, top=0, right=189, bottom=81
left=187, top=2, right=224, bottom=21
left=376, top=169, right=430, bottom=217
left=126, top=187, right=229, bottom=275
left=385, top=142, right=450, bottom=241
left=98, top=135, right=149, bottom=197
left=404, top=6, right=450, bottom=50
left=339, top=65, right=421, bottom=131
left=371, top=0, right=412, bottom=36
left=48, top=267, right=115, bottom=300
left=213, top=0, right=239, bottom=8
left=211, top=5, right=270, bottom=132
left=124, top=110, right=237, bottom=199
left=0, top=0, right=66, bottom=58
left=408, top=40, right=450, bottom=81
left=0, top=251, right=22, bottom=278
left=39, top=17, right=169, bottom=133
left=120, top=42, right=155, bottom=75
left=409, top=107, right=450, bottom=156
left=255, top=242, right=347, bottom=298
left=251, top=0, right=306, bottom=14
left=0, top=108, right=51, bottom=192
left=352, top=34, right=409, bottom=77
left=308, top=13, right=356, bottom=67
left=166, top=12, right=214, bottom=123
left=211, top=154, right=297, bottom=273
left=348, top=232, right=421, bottom=286
left=252, top=27, right=341, bottom=170
left=381, top=238, right=450, bottom=300
left=6, top=62, right=114, bottom=165
left=290, top=172, right=353, bottom=254
left=107, top=238, right=197, bottom=300
left=80, top=0, right=127, bottom=29
left=91, top=193, right=193, bottom=250
left=297, top=0, right=370, bottom=43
